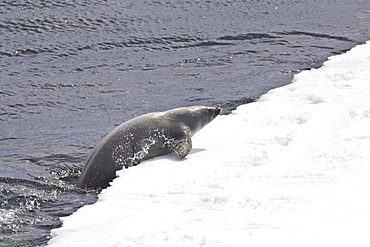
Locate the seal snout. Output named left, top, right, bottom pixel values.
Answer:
left=213, top=107, right=221, bottom=117
left=206, top=106, right=221, bottom=119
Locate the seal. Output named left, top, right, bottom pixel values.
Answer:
left=77, top=106, right=221, bottom=190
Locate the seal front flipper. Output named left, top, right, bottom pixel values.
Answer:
left=171, top=126, right=192, bottom=158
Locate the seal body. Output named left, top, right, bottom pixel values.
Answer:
left=77, top=106, right=221, bottom=189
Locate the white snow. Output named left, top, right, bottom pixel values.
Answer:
left=48, top=41, right=370, bottom=247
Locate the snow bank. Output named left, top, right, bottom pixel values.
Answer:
left=48, top=41, right=370, bottom=247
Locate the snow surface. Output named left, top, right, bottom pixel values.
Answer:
left=48, top=41, right=370, bottom=247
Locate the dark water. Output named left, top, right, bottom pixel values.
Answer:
left=1, top=0, right=370, bottom=245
